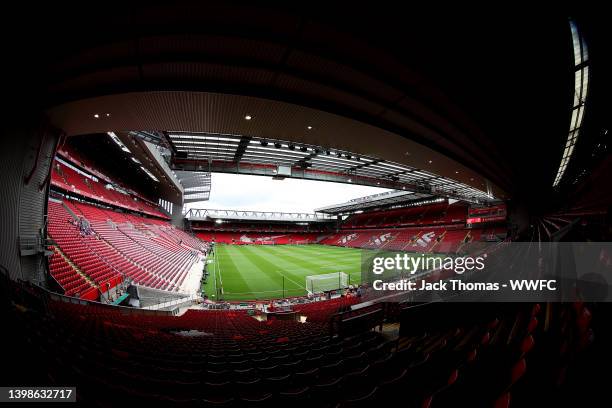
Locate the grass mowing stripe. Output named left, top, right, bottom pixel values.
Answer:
left=261, top=246, right=343, bottom=277
left=269, top=246, right=363, bottom=277
left=201, top=251, right=217, bottom=299
left=282, top=245, right=363, bottom=284
left=266, top=245, right=360, bottom=270
left=218, top=245, right=285, bottom=300
left=212, top=244, right=364, bottom=300
left=281, top=245, right=364, bottom=263
left=216, top=245, right=224, bottom=293
left=287, top=244, right=357, bottom=254
left=217, top=245, right=256, bottom=296
left=211, top=249, right=218, bottom=298
left=229, top=245, right=301, bottom=297
left=257, top=245, right=361, bottom=289
left=240, top=245, right=306, bottom=290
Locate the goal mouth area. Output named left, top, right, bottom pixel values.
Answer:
left=306, top=272, right=349, bottom=295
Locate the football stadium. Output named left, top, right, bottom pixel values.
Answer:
left=1, top=5, right=611, bottom=407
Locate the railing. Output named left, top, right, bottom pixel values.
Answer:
left=0, top=267, right=179, bottom=316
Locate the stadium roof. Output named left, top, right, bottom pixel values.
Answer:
left=174, top=171, right=211, bottom=204
left=186, top=208, right=335, bottom=223
left=315, top=191, right=442, bottom=214
left=165, top=132, right=494, bottom=204
left=29, top=6, right=598, bottom=211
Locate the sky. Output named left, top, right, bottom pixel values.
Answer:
left=184, top=173, right=392, bottom=213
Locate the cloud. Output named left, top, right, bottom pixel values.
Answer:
left=184, top=173, right=391, bottom=213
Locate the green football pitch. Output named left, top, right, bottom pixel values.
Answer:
left=202, top=244, right=363, bottom=301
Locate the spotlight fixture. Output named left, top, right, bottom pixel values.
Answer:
left=93, top=114, right=100, bottom=118
left=455, top=171, right=459, bottom=174
left=244, top=115, right=252, bottom=120
left=336, top=152, right=342, bottom=157
left=326, top=150, right=331, bottom=155
left=274, top=143, right=282, bottom=149
left=345, top=154, right=352, bottom=159
left=300, top=146, right=308, bottom=152
left=288, top=144, right=295, bottom=150
left=428, top=160, right=433, bottom=164
left=260, top=140, right=268, bottom=146
left=307, top=126, right=313, bottom=130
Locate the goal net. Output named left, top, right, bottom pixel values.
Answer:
left=306, top=272, right=349, bottom=294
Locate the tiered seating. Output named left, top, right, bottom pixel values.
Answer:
left=192, top=221, right=327, bottom=233
left=58, top=147, right=170, bottom=219
left=57, top=146, right=115, bottom=185
left=340, top=231, right=380, bottom=248
left=434, top=229, right=469, bottom=253
left=29, top=303, right=389, bottom=405
left=160, top=226, right=209, bottom=252
left=293, top=297, right=358, bottom=322
left=60, top=199, right=205, bottom=291
left=320, top=227, right=473, bottom=253
left=48, top=247, right=95, bottom=298
left=361, top=231, right=398, bottom=249
left=51, top=159, right=169, bottom=219
left=58, top=146, right=172, bottom=217
left=426, top=304, right=540, bottom=406
left=381, top=229, right=418, bottom=250
left=314, top=202, right=506, bottom=252
left=401, top=227, right=447, bottom=252
left=4, top=269, right=593, bottom=408
left=343, top=202, right=468, bottom=229
left=319, top=231, right=370, bottom=247
left=55, top=202, right=158, bottom=288
left=47, top=201, right=123, bottom=298
left=196, top=232, right=319, bottom=245
left=441, top=203, right=470, bottom=224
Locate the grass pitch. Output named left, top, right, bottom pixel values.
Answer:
left=202, top=244, right=363, bottom=301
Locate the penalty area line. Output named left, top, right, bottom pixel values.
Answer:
left=272, top=269, right=307, bottom=290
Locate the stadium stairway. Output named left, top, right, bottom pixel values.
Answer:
left=51, top=246, right=97, bottom=288
left=48, top=246, right=99, bottom=299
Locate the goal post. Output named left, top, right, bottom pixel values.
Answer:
left=306, top=272, right=349, bottom=294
